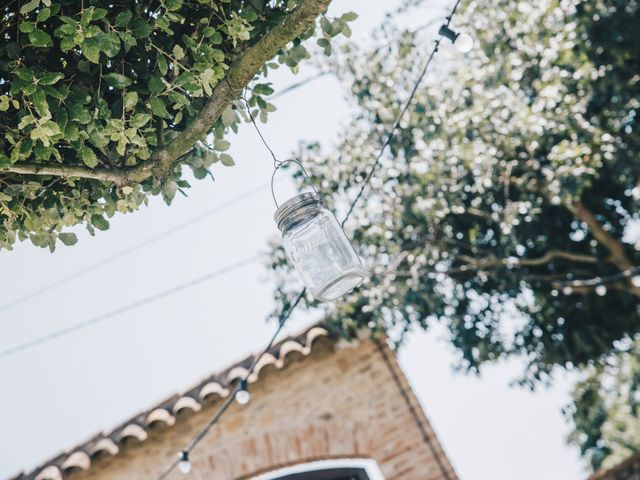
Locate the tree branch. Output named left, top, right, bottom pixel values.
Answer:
left=2, top=0, right=333, bottom=186
left=574, top=201, right=631, bottom=268
left=574, top=200, right=640, bottom=297
left=127, top=0, right=333, bottom=182
left=458, top=249, right=599, bottom=270
left=0, top=162, right=129, bottom=185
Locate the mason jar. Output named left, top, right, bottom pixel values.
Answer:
left=275, top=192, right=366, bottom=301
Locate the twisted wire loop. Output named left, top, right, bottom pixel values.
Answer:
left=270, top=159, right=321, bottom=208
left=242, top=91, right=320, bottom=208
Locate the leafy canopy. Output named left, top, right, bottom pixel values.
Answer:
left=0, top=0, right=354, bottom=250
left=567, top=340, right=640, bottom=471
left=271, top=0, right=639, bottom=389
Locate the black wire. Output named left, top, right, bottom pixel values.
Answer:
left=340, top=29, right=446, bottom=227
left=156, top=2, right=466, bottom=477
left=0, top=254, right=263, bottom=359
left=155, top=288, right=306, bottom=480
left=243, top=91, right=281, bottom=169
left=0, top=182, right=274, bottom=314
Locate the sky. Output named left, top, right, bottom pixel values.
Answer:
left=0, top=1, right=585, bottom=479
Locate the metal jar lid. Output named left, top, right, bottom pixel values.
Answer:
left=274, top=192, right=322, bottom=231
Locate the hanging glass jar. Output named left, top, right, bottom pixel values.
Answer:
left=273, top=161, right=367, bottom=301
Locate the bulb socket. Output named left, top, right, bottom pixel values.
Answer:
left=438, top=25, right=459, bottom=43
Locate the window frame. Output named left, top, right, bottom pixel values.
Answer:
left=252, top=458, right=385, bottom=480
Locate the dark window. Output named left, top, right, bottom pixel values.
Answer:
left=271, top=467, right=371, bottom=480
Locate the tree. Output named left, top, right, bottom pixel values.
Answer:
left=268, top=0, right=640, bottom=454
left=567, top=339, right=640, bottom=471
left=270, top=0, right=640, bottom=469
left=0, top=0, right=355, bottom=250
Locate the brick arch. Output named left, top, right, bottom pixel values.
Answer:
left=237, top=455, right=374, bottom=480
left=195, top=419, right=377, bottom=480
left=245, top=458, right=384, bottom=480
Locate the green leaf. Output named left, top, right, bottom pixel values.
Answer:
left=22, top=82, right=37, bottom=95
left=0, top=95, right=10, bottom=112
left=37, top=7, right=51, bottom=22
left=91, top=214, right=110, bottom=231
left=39, top=72, right=64, bottom=85
left=148, top=75, right=165, bottom=95
left=150, top=97, right=171, bottom=118
left=30, top=233, right=50, bottom=248
left=103, top=73, right=132, bottom=88
left=65, top=122, right=79, bottom=141
left=18, top=114, right=36, bottom=129
left=253, top=83, right=274, bottom=96
left=162, top=180, right=178, bottom=203
left=341, top=11, right=358, bottom=21
left=20, top=0, right=40, bottom=14
left=31, top=89, right=49, bottom=116
left=220, top=153, right=235, bottom=166
left=79, top=145, right=98, bottom=167
left=130, top=19, right=152, bottom=39
left=114, top=10, right=133, bottom=28
left=60, top=36, right=75, bottom=52
left=0, top=153, right=11, bottom=167
left=320, top=16, right=333, bottom=35
left=80, top=7, right=93, bottom=26
left=157, top=54, right=168, bottom=75
left=82, top=39, right=100, bottom=63
left=118, top=31, right=136, bottom=48
left=29, top=29, right=53, bottom=47
left=214, top=139, right=230, bottom=151
left=172, top=44, right=185, bottom=60
left=92, top=8, right=108, bottom=21
left=221, top=106, right=236, bottom=127
left=58, top=232, right=78, bottom=246
left=68, top=102, right=91, bottom=124
left=165, top=0, right=183, bottom=11
left=129, top=113, right=151, bottom=128
left=95, top=31, right=121, bottom=57
left=54, top=22, right=75, bottom=36
left=19, top=21, right=36, bottom=33
left=124, top=91, right=138, bottom=110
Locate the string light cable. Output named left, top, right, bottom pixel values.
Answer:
left=156, top=288, right=306, bottom=480
left=154, top=1, right=468, bottom=478
left=340, top=0, right=463, bottom=227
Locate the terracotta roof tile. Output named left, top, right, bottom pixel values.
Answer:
left=10, top=325, right=333, bottom=480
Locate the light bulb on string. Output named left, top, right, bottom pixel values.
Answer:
left=562, top=286, right=573, bottom=296
left=438, top=24, right=474, bottom=53
left=235, top=379, right=250, bottom=405
left=632, top=275, right=640, bottom=287
left=595, top=285, right=607, bottom=296
left=454, top=32, right=474, bottom=53
left=178, top=451, right=191, bottom=474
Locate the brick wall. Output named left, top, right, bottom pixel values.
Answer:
left=66, top=336, right=457, bottom=480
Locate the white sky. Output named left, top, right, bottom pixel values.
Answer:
left=0, top=2, right=584, bottom=479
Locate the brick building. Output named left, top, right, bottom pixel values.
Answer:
left=11, top=325, right=457, bottom=480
